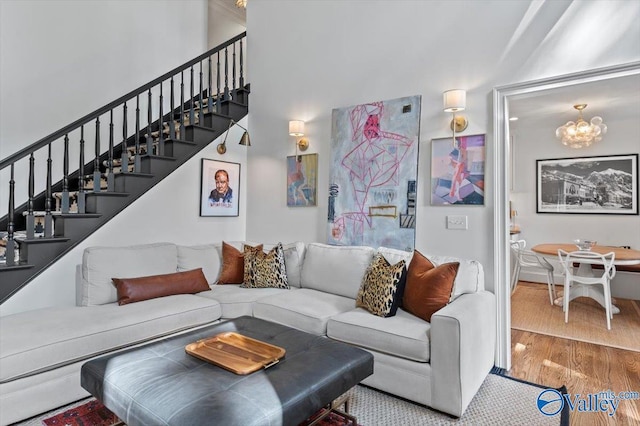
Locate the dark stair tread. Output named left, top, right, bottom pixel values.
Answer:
left=141, top=155, right=177, bottom=162
left=18, top=236, right=71, bottom=245
left=0, top=262, right=34, bottom=271
left=53, top=213, right=102, bottom=219
left=85, top=192, right=130, bottom=197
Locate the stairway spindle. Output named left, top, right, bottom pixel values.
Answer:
left=107, top=110, right=115, bottom=191
left=121, top=102, right=129, bottom=174
left=26, top=154, right=35, bottom=239
left=135, top=95, right=141, bottom=171
left=180, top=71, right=186, bottom=139
left=61, top=134, right=70, bottom=213
left=158, top=84, right=164, bottom=156
left=216, top=52, right=221, bottom=114
left=93, top=117, right=101, bottom=193
left=189, top=66, right=195, bottom=126
left=199, top=62, right=204, bottom=125
left=208, top=56, right=213, bottom=113
left=232, top=43, right=237, bottom=94
left=146, top=89, right=153, bottom=156
left=6, top=164, right=16, bottom=265
left=224, top=47, right=230, bottom=100
left=239, top=39, right=244, bottom=88
left=45, top=143, right=53, bottom=237
left=78, top=126, right=86, bottom=213
left=169, top=77, right=176, bottom=139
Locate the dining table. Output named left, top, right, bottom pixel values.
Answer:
left=531, top=243, right=640, bottom=315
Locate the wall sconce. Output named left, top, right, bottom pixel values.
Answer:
left=289, top=120, right=309, bottom=152
left=217, top=119, right=250, bottom=155
left=443, top=89, right=468, bottom=145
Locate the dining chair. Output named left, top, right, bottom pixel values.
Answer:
left=510, top=239, right=557, bottom=305
left=557, top=249, right=616, bottom=330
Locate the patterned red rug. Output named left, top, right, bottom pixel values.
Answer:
left=42, top=399, right=361, bottom=426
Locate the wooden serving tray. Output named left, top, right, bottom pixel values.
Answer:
left=185, top=332, right=286, bottom=375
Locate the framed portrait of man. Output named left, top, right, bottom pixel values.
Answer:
left=200, top=159, right=240, bottom=217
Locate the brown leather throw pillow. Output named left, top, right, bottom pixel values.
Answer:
left=113, top=268, right=210, bottom=306
left=402, top=250, right=459, bottom=322
left=216, top=242, right=262, bottom=284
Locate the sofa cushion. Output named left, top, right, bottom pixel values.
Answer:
left=356, top=253, right=406, bottom=317
left=427, top=254, right=484, bottom=296
left=196, top=285, right=298, bottom=318
left=327, top=308, right=431, bottom=362
left=403, top=252, right=460, bottom=322
left=265, top=242, right=305, bottom=288
left=177, top=244, right=221, bottom=284
left=0, top=295, right=221, bottom=383
left=241, top=243, right=289, bottom=289
left=217, top=242, right=248, bottom=284
left=301, top=243, right=375, bottom=299
left=80, top=242, right=178, bottom=306
left=113, top=269, right=210, bottom=305
left=253, top=289, right=355, bottom=336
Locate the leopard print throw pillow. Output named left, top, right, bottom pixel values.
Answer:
left=241, top=243, right=289, bottom=289
left=356, top=253, right=407, bottom=317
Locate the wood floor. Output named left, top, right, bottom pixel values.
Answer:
left=508, top=283, right=640, bottom=425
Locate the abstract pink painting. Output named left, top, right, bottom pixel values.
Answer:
left=328, top=95, right=421, bottom=251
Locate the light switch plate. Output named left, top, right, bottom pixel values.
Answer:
left=447, top=215, right=468, bottom=230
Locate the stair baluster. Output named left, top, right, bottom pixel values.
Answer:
left=146, top=89, right=153, bottom=156
left=45, top=143, right=53, bottom=237
left=189, top=66, right=195, bottom=126
left=169, top=77, right=176, bottom=140
left=207, top=56, right=213, bottom=113
left=93, top=118, right=101, bottom=193
left=158, top=84, right=165, bottom=156
left=199, top=62, right=204, bottom=125
left=232, top=43, right=237, bottom=96
left=61, top=134, right=70, bottom=213
left=121, top=102, right=129, bottom=174
left=107, top=110, right=115, bottom=192
left=78, top=126, right=86, bottom=213
left=239, top=39, right=244, bottom=89
left=6, top=164, right=16, bottom=266
left=180, top=71, right=186, bottom=138
left=26, top=154, right=35, bottom=239
left=135, top=96, right=141, bottom=171
left=224, top=47, right=230, bottom=100
left=216, top=52, right=221, bottom=114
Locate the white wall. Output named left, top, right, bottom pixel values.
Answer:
left=245, top=0, right=640, bottom=293
left=0, top=0, right=249, bottom=315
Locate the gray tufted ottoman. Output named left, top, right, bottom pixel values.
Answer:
left=81, top=316, right=373, bottom=426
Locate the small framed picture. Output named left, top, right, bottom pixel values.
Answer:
left=287, top=154, right=318, bottom=207
left=200, top=159, right=240, bottom=217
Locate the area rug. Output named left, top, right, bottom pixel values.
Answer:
left=34, top=371, right=566, bottom=426
left=511, top=282, right=640, bottom=352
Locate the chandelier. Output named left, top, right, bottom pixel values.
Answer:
left=235, top=0, right=247, bottom=8
left=555, top=104, right=607, bottom=148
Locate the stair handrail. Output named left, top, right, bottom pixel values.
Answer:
left=0, top=32, right=246, bottom=171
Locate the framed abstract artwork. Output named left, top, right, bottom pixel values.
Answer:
left=200, top=158, right=240, bottom=217
left=431, top=134, right=485, bottom=205
left=536, top=154, right=638, bottom=215
left=287, top=154, right=318, bottom=207
left=328, top=95, right=421, bottom=251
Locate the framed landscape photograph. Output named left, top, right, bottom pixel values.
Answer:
left=287, top=153, right=318, bottom=207
left=536, top=154, right=638, bottom=215
left=200, top=159, right=240, bottom=217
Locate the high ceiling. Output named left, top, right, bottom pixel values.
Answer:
left=508, top=72, right=640, bottom=126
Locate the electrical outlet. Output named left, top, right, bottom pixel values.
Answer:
left=447, top=215, right=468, bottom=230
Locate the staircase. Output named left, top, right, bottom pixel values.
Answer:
left=0, top=33, right=248, bottom=304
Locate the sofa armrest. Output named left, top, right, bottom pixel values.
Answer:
left=430, top=291, right=496, bottom=417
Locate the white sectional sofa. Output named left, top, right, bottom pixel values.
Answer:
left=0, top=241, right=496, bottom=425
